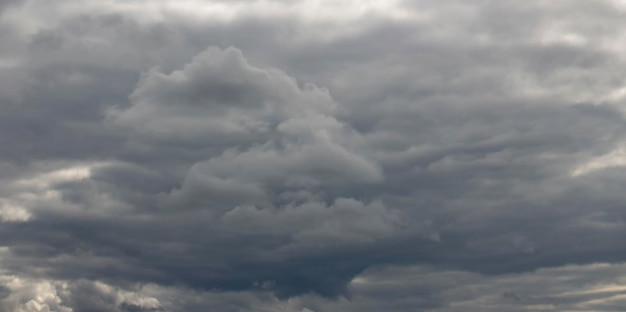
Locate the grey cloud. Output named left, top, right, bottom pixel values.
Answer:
left=0, top=0, right=19, bottom=13
left=333, top=263, right=626, bottom=312
left=111, top=46, right=382, bottom=211
left=0, top=276, right=162, bottom=312
left=66, top=280, right=163, bottom=312
left=3, top=262, right=618, bottom=312
left=0, top=285, right=9, bottom=300
left=2, top=0, right=626, bottom=311
left=220, top=198, right=402, bottom=245
left=111, top=47, right=340, bottom=145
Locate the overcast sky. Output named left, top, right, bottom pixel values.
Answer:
left=2, top=0, right=626, bottom=311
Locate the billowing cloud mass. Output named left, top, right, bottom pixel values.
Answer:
left=2, top=0, right=626, bottom=311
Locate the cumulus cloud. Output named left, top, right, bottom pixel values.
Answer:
left=110, top=46, right=382, bottom=206
left=0, top=275, right=162, bottom=312
left=2, top=0, right=626, bottom=311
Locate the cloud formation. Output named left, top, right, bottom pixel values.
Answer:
left=2, top=0, right=626, bottom=311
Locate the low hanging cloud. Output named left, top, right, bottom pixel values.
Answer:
left=2, top=0, right=626, bottom=311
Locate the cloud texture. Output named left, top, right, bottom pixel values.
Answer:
left=2, top=0, right=626, bottom=311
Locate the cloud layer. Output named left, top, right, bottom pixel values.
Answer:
left=2, top=0, right=626, bottom=311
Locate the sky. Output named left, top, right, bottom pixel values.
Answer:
left=1, top=0, right=626, bottom=311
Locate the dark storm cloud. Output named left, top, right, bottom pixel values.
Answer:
left=3, top=0, right=626, bottom=311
